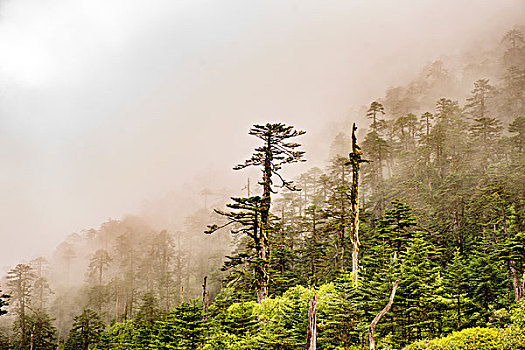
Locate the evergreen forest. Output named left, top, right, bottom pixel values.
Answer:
left=1, top=25, right=525, bottom=350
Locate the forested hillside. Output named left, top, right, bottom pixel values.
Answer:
left=0, top=26, right=524, bottom=350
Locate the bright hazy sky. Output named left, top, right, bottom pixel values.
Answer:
left=0, top=0, right=523, bottom=271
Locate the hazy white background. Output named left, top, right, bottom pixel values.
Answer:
left=0, top=0, right=523, bottom=271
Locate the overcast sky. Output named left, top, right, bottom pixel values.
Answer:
left=0, top=0, right=523, bottom=271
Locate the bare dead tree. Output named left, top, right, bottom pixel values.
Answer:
left=369, top=281, right=399, bottom=350
left=306, top=293, right=317, bottom=350
left=202, top=276, right=209, bottom=321
left=346, top=123, right=368, bottom=287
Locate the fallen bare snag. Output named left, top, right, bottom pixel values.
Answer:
left=369, top=280, right=399, bottom=350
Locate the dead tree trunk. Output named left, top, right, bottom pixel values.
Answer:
left=510, top=260, right=524, bottom=301
left=202, top=276, right=209, bottom=321
left=306, top=293, right=317, bottom=350
left=346, top=123, right=367, bottom=287
left=369, top=281, right=399, bottom=350
left=30, top=324, right=34, bottom=350
left=115, top=284, right=119, bottom=323
left=257, top=137, right=272, bottom=303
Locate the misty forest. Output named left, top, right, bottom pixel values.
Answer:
left=1, top=5, right=525, bottom=350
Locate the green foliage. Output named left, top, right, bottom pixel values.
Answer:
left=204, top=284, right=341, bottom=350
left=510, top=299, right=525, bottom=329
left=207, top=123, right=306, bottom=302
left=95, top=321, right=138, bottom=350
left=221, top=301, right=258, bottom=336
left=0, top=332, right=8, bottom=350
left=377, top=199, right=421, bottom=254
left=404, top=327, right=503, bottom=350
left=509, top=115, right=525, bottom=151
left=466, top=241, right=508, bottom=326
left=26, top=309, right=58, bottom=350
left=441, top=250, right=471, bottom=331
left=499, top=325, right=525, bottom=350
left=65, top=309, right=104, bottom=350
left=152, top=300, right=204, bottom=350
left=135, top=291, right=162, bottom=326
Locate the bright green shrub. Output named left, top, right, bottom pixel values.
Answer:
left=511, top=299, right=525, bottom=329
left=438, top=327, right=501, bottom=349
left=94, top=321, right=138, bottom=350
left=499, top=325, right=525, bottom=349
left=403, top=327, right=502, bottom=349
left=403, top=339, right=432, bottom=350
left=222, top=301, right=259, bottom=336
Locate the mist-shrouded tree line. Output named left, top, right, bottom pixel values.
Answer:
left=0, top=26, right=524, bottom=350
left=0, top=207, right=232, bottom=349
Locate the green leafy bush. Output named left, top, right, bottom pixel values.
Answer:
left=404, top=327, right=502, bottom=349
left=511, top=299, right=525, bottom=329
left=499, top=325, right=525, bottom=350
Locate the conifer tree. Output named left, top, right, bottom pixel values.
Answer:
left=31, top=257, right=52, bottom=310
left=153, top=301, right=204, bottom=350
left=502, top=28, right=525, bottom=67
left=364, top=101, right=388, bottom=184
left=6, top=264, right=35, bottom=348
left=502, top=28, right=525, bottom=50
left=466, top=239, right=507, bottom=326
left=325, top=155, right=352, bottom=271
left=396, top=239, right=441, bottom=343
left=207, top=123, right=305, bottom=302
left=25, top=309, right=57, bottom=350
left=218, top=299, right=258, bottom=337
left=500, top=66, right=525, bottom=119
left=466, top=79, right=494, bottom=119
left=301, top=204, right=329, bottom=284
left=65, top=309, right=104, bottom=350
left=420, top=112, right=434, bottom=141
left=367, top=101, right=386, bottom=134
left=465, top=79, right=502, bottom=165
left=135, top=291, right=162, bottom=326
left=87, top=249, right=111, bottom=316
left=377, top=200, right=420, bottom=256
left=509, top=115, right=525, bottom=152
left=442, top=250, right=470, bottom=331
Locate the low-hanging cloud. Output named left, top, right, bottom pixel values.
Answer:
left=0, top=0, right=523, bottom=271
